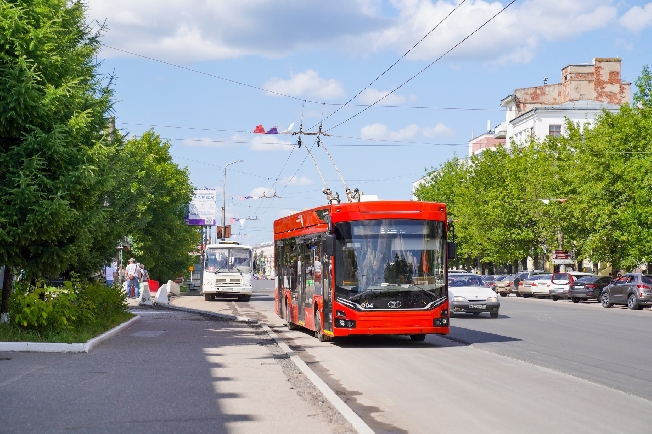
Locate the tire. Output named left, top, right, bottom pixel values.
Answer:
left=490, top=312, right=499, bottom=318
left=285, top=300, right=299, bottom=330
left=523, top=294, right=530, bottom=298
left=314, top=311, right=330, bottom=342
left=500, top=293, right=507, bottom=297
left=551, top=296, right=559, bottom=301
left=627, top=293, right=640, bottom=310
left=410, top=334, right=426, bottom=341
left=601, top=292, right=613, bottom=308
left=571, top=297, right=580, bottom=303
left=238, top=294, right=251, bottom=302
left=204, top=294, right=212, bottom=301
left=515, top=292, right=522, bottom=297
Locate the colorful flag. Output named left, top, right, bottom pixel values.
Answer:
left=266, top=126, right=278, bottom=134
left=280, top=122, right=294, bottom=134
left=253, top=124, right=265, bottom=134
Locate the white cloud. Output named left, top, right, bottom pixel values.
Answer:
left=182, top=137, right=235, bottom=148
left=282, top=176, right=313, bottom=186
left=619, top=3, right=652, bottom=32
left=250, top=187, right=276, bottom=197
left=369, top=0, right=619, bottom=64
left=358, top=88, right=408, bottom=105
left=88, top=0, right=389, bottom=61
left=361, top=123, right=419, bottom=141
left=88, top=0, right=632, bottom=65
left=360, top=122, right=454, bottom=141
left=422, top=122, right=455, bottom=138
left=249, top=135, right=294, bottom=152
left=263, top=70, right=345, bottom=100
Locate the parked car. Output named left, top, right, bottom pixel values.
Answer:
left=482, top=275, right=506, bottom=292
left=511, top=270, right=547, bottom=297
left=548, top=272, right=594, bottom=301
left=569, top=275, right=612, bottom=303
left=495, top=274, right=517, bottom=297
left=518, top=274, right=552, bottom=298
left=601, top=273, right=652, bottom=310
left=448, top=274, right=500, bottom=318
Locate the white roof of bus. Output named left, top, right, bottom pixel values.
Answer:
left=206, top=242, right=252, bottom=249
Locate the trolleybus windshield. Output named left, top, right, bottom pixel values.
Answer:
left=205, top=247, right=252, bottom=273
left=334, top=219, right=446, bottom=308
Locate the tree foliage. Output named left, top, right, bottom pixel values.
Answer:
left=1, top=1, right=199, bottom=316
left=416, top=66, right=652, bottom=272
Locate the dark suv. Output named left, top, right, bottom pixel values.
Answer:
left=569, top=275, right=612, bottom=303
left=601, top=273, right=652, bottom=310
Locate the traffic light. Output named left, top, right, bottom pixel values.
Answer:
left=217, top=225, right=231, bottom=238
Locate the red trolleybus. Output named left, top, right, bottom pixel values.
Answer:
left=274, top=200, right=455, bottom=342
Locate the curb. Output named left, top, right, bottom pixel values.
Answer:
left=0, top=316, right=140, bottom=353
left=163, top=303, right=374, bottom=434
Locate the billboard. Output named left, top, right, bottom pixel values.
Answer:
left=552, top=250, right=574, bottom=265
left=186, top=189, right=217, bottom=226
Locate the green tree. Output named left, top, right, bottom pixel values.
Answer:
left=0, top=0, right=115, bottom=313
left=120, top=131, right=199, bottom=282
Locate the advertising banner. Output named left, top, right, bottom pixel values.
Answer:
left=186, top=189, right=217, bottom=226
left=552, top=250, right=574, bottom=265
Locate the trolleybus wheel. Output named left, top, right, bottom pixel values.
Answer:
left=285, top=300, right=299, bottom=330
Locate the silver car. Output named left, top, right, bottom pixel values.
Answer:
left=518, top=274, right=552, bottom=298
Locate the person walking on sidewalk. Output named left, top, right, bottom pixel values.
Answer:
left=125, top=258, right=140, bottom=298
left=104, top=262, right=117, bottom=287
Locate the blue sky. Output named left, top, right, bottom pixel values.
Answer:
left=87, top=0, right=652, bottom=245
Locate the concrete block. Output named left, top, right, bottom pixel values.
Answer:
left=167, top=280, right=180, bottom=296
left=155, top=285, right=169, bottom=305
left=139, top=282, right=153, bottom=306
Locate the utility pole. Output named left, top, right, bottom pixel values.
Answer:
left=222, top=160, right=243, bottom=240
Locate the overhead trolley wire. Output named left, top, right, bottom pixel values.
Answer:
left=325, top=0, right=518, bottom=133
left=315, top=0, right=468, bottom=128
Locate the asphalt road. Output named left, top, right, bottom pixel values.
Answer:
left=246, top=280, right=652, bottom=434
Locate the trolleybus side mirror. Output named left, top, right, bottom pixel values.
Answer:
left=447, top=241, right=457, bottom=260
left=325, top=234, right=336, bottom=257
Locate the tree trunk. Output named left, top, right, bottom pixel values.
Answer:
left=1, top=267, right=13, bottom=321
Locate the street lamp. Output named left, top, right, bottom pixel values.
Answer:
left=222, top=159, right=243, bottom=240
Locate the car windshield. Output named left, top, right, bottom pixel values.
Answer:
left=205, top=247, right=252, bottom=273
left=552, top=273, right=571, bottom=283
left=334, top=219, right=446, bottom=304
left=448, top=276, right=490, bottom=288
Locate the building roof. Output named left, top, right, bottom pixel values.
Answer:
left=509, top=100, right=621, bottom=124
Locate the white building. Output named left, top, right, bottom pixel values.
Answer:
left=253, top=241, right=275, bottom=277
left=506, top=100, right=621, bottom=145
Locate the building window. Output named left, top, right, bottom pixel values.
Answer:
left=549, top=124, right=562, bottom=137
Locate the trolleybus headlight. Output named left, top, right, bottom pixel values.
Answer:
left=433, top=318, right=449, bottom=326
left=336, top=310, right=346, bottom=318
left=441, top=309, right=448, bottom=317
left=335, top=319, right=356, bottom=328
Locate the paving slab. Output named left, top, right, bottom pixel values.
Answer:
left=0, top=307, right=353, bottom=433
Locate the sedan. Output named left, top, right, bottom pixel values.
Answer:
left=548, top=272, right=594, bottom=301
left=518, top=274, right=552, bottom=298
left=569, top=275, right=612, bottom=303
left=448, top=276, right=500, bottom=318
left=601, top=273, right=652, bottom=310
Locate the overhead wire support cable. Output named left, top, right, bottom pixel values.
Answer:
left=314, top=0, right=468, bottom=128
left=101, top=44, right=326, bottom=105
left=325, top=0, right=518, bottom=133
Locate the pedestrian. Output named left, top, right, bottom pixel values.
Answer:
left=104, top=263, right=117, bottom=287
left=139, top=264, right=149, bottom=282
left=124, top=258, right=140, bottom=298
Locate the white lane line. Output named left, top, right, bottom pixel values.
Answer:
left=230, top=303, right=375, bottom=434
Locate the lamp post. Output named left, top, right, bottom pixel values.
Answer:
left=222, top=159, right=243, bottom=240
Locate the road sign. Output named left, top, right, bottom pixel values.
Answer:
left=552, top=250, right=574, bottom=265
left=188, top=266, right=194, bottom=272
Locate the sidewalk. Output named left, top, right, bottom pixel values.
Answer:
left=0, top=305, right=354, bottom=433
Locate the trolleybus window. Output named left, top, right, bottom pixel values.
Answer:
left=334, top=219, right=446, bottom=308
